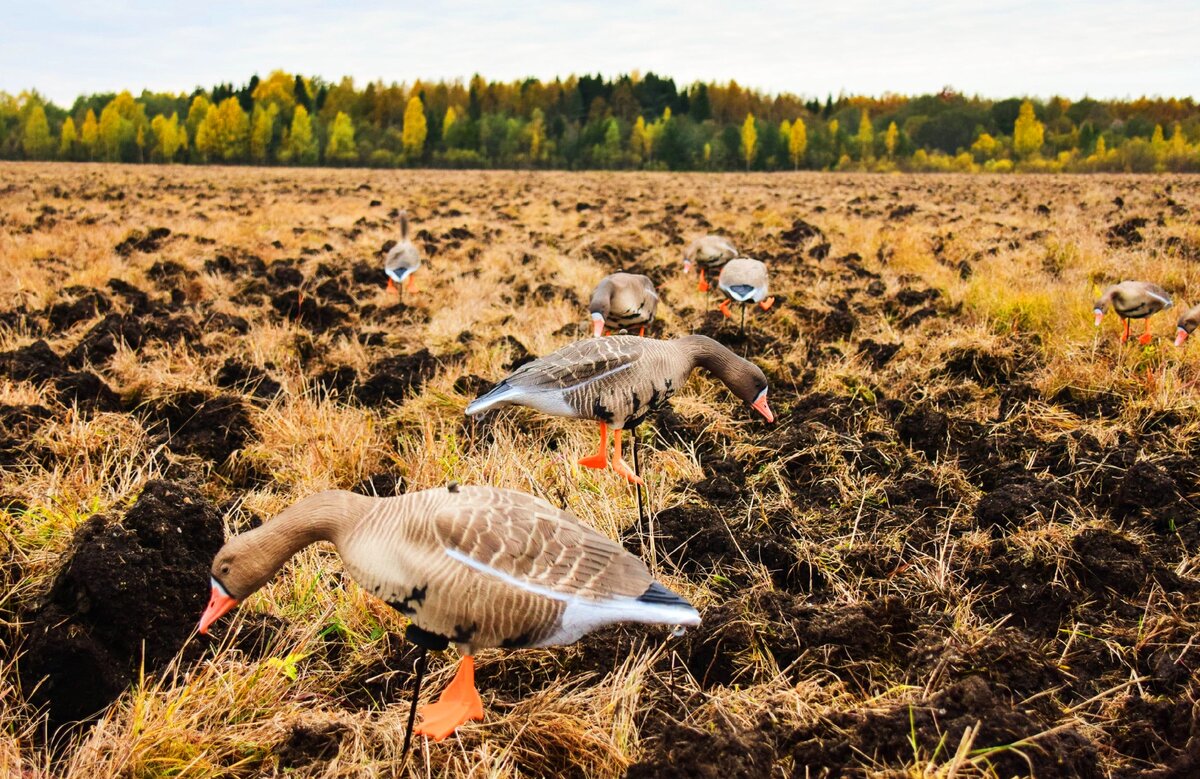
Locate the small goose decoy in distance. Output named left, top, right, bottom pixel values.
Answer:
left=465, top=335, right=774, bottom=484
left=199, top=486, right=699, bottom=745
left=1093, top=281, right=1173, bottom=345
left=1176, top=303, right=1200, bottom=347
left=589, top=272, right=659, bottom=337
left=385, top=210, right=421, bottom=295
left=683, top=235, right=738, bottom=292
left=717, top=258, right=775, bottom=328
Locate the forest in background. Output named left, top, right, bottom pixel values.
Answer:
left=3, top=70, right=1199, bottom=172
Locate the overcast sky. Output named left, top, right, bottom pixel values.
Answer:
left=3, top=0, right=1196, bottom=106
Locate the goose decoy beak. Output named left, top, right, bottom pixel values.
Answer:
left=683, top=259, right=693, bottom=274
left=1093, top=309, right=1104, bottom=327
left=751, top=389, right=774, bottom=423
left=1176, top=327, right=1189, bottom=347
left=198, top=577, right=238, bottom=635
left=591, top=312, right=605, bottom=338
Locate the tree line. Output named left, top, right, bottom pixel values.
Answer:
left=3, top=71, right=1198, bottom=172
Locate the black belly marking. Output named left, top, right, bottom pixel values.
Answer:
left=625, top=382, right=674, bottom=429
left=500, top=631, right=536, bottom=649
left=591, top=397, right=615, bottom=424
left=451, top=623, right=478, bottom=643
left=386, top=584, right=428, bottom=616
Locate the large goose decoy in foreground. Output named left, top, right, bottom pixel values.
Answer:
left=465, top=335, right=774, bottom=484
left=1094, top=281, right=1173, bottom=345
left=588, top=272, right=659, bottom=337
left=1175, top=303, right=1200, bottom=347
left=384, top=210, right=422, bottom=295
left=199, top=486, right=699, bottom=745
left=683, top=235, right=738, bottom=292
left=717, top=258, right=775, bottom=327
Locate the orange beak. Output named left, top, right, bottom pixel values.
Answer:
left=683, top=259, right=693, bottom=274
left=198, top=578, right=238, bottom=635
left=1176, top=327, right=1189, bottom=348
left=1093, top=310, right=1104, bottom=327
left=751, top=391, right=774, bottom=423
left=591, top=314, right=605, bottom=338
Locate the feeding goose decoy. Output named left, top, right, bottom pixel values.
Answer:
left=717, top=258, right=775, bottom=329
left=384, top=210, right=421, bottom=295
left=1175, top=303, right=1200, bottom=347
left=683, top=235, right=738, bottom=292
left=589, top=272, right=659, bottom=337
left=198, top=485, right=699, bottom=748
left=465, top=335, right=774, bottom=484
left=1093, top=281, right=1173, bottom=345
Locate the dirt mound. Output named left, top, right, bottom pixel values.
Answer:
left=0, top=339, right=66, bottom=382
left=68, top=311, right=198, bottom=366
left=780, top=218, right=825, bottom=245
left=44, top=288, right=111, bottom=331
left=1107, top=217, right=1148, bottom=247
left=628, top=717, right=779, bottom=779
left=355, top=350, right=441, bottom=406
left=19, top=481, right=225, bottom=734
left=788, top=676, right=1102, bottom=777
left=53, top=370, right=122, bottom=412
left=114, top=226, right=171, bottom=255
left=138, top=391, right=255, bottom=463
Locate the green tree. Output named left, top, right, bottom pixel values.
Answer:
left=59, top=116, right=77, bottom=159
left=326, top=111, right=358, bottom=163
left=528, top=107, right=545, bottom=161
left=740, top=113, right=757, bottom=169
left=250, top=103, right=279, bottom=163
left=1012, top=100, right=1044, bottom=159
left=281, top=104, right=317, bottom=164
left=79, top=109, right=98, bottom=159
left=788, top=117, right=807, bottom=169
left=401, top=96, right=427, bottom=159
left=442, top=106, right=457, bottom=141
left=22, top=104, right=54, bottom=159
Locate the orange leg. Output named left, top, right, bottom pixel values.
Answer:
left=1138, top=318, right=1153, bottom=346
left=406, top=274, right=418, bottom=294
left=610, top=429, right=644, bottom=485
left=579, top=423, right=609, bottom=470
left=413, top=656, right=483, bottom=741
left=718, top=299, right=732, bottom=318
left=387, top=278, right=398, bottom=295
left=1120, top=318, right=1130, bottom=344
left=638, top=326, right=645, bottom=337
left=759, top=296, right=776, bottom=311
left=698, top=269, right=710, bottom=293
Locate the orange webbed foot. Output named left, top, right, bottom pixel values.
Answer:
left=718, top=300, right=732, bottom=318
left=407, top=276, right=419, bottom=294
left=413, top=658, right=483, bottom=741
left=579, top=453, right=608, bottom=470
left=759, top=296, right=775, bottom=311
left=1138, top=332, right=1153, bottom=346
left=611, top=458, right=645, bottom=485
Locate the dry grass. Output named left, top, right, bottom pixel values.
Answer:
left=1, top=163, right=1199, bottom=777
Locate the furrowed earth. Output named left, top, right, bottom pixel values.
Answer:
left=1, top=163, right=1199, bottom=777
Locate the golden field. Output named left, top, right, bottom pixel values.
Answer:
left=1, top=163, right=1199, bottom=777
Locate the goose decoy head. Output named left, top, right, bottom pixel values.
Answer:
left=199, top=534, right=278, bottom=634
left=1177, top=305, right=1200, bottom=347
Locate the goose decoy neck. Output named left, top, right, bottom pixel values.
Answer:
left=399, top=210, right=409, bottom=239
left=678, top=335, right=773, bottom=420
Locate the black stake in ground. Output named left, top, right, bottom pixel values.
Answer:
left=739, top=304, right=746, bottom=335
left=400, top=623, right=451, bottom=765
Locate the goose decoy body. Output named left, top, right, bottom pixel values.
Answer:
left=465, top=335, right=774, bottom=484
left=1094, top=281, right=1173, bottom=345
left=683, top=235, right=738, bottom=292
left=716, top=258, right=775, bottom=320
left=1176, top=303, right=1200, bottom=347
left=589, top=272, right=658, bottom=337
left=199, top=486, right=699, bottom=741
left=384, top=210, right=421, bottom=294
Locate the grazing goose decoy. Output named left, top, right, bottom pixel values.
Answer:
left=1094, top=281, right=1173, bottom=345
left=683, top=235, right=738, bottom=292
left=1175, top=304, right=1200, bottom=347
left=717, top=258, right=775, bottom=327
left=199, top=486, right=699, bottom=746
left=465, top=335, right=774, bottom=484
left=589, top=272, right=659, bottom=337
left=384, top=210, right=421, bottom=295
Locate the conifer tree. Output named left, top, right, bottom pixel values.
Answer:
left=22, top=104, right=53, bottom=159
left=789, top=117, right=807, bottom=169
left=884, top=121, right=898, bottom=159
left=80, top=109, right=98, bottom=160
left=1013, top=100, right=1044, bottom=159
left=326, top=111, right=357, bottom=163
left=741, top=113, right=757, bottom=169
left=59, top=116, right=77, bottom=159
left=402, top=96, right=427, bottom=159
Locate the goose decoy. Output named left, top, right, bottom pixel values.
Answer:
left=683, top=235, right=738, bottom=292
left=1175, top=304, right=1200, bottom=347
left=716, top=258, right=775, bottom=328
left=589, top=272, right=659, bottom=337
left=384, top=210, right=421, bottom=295
left=1093, top=281, right=1173, bottom=345
left=198, top=485, right=699, bottom=746
left=465, top=335, right=774, bottom=484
